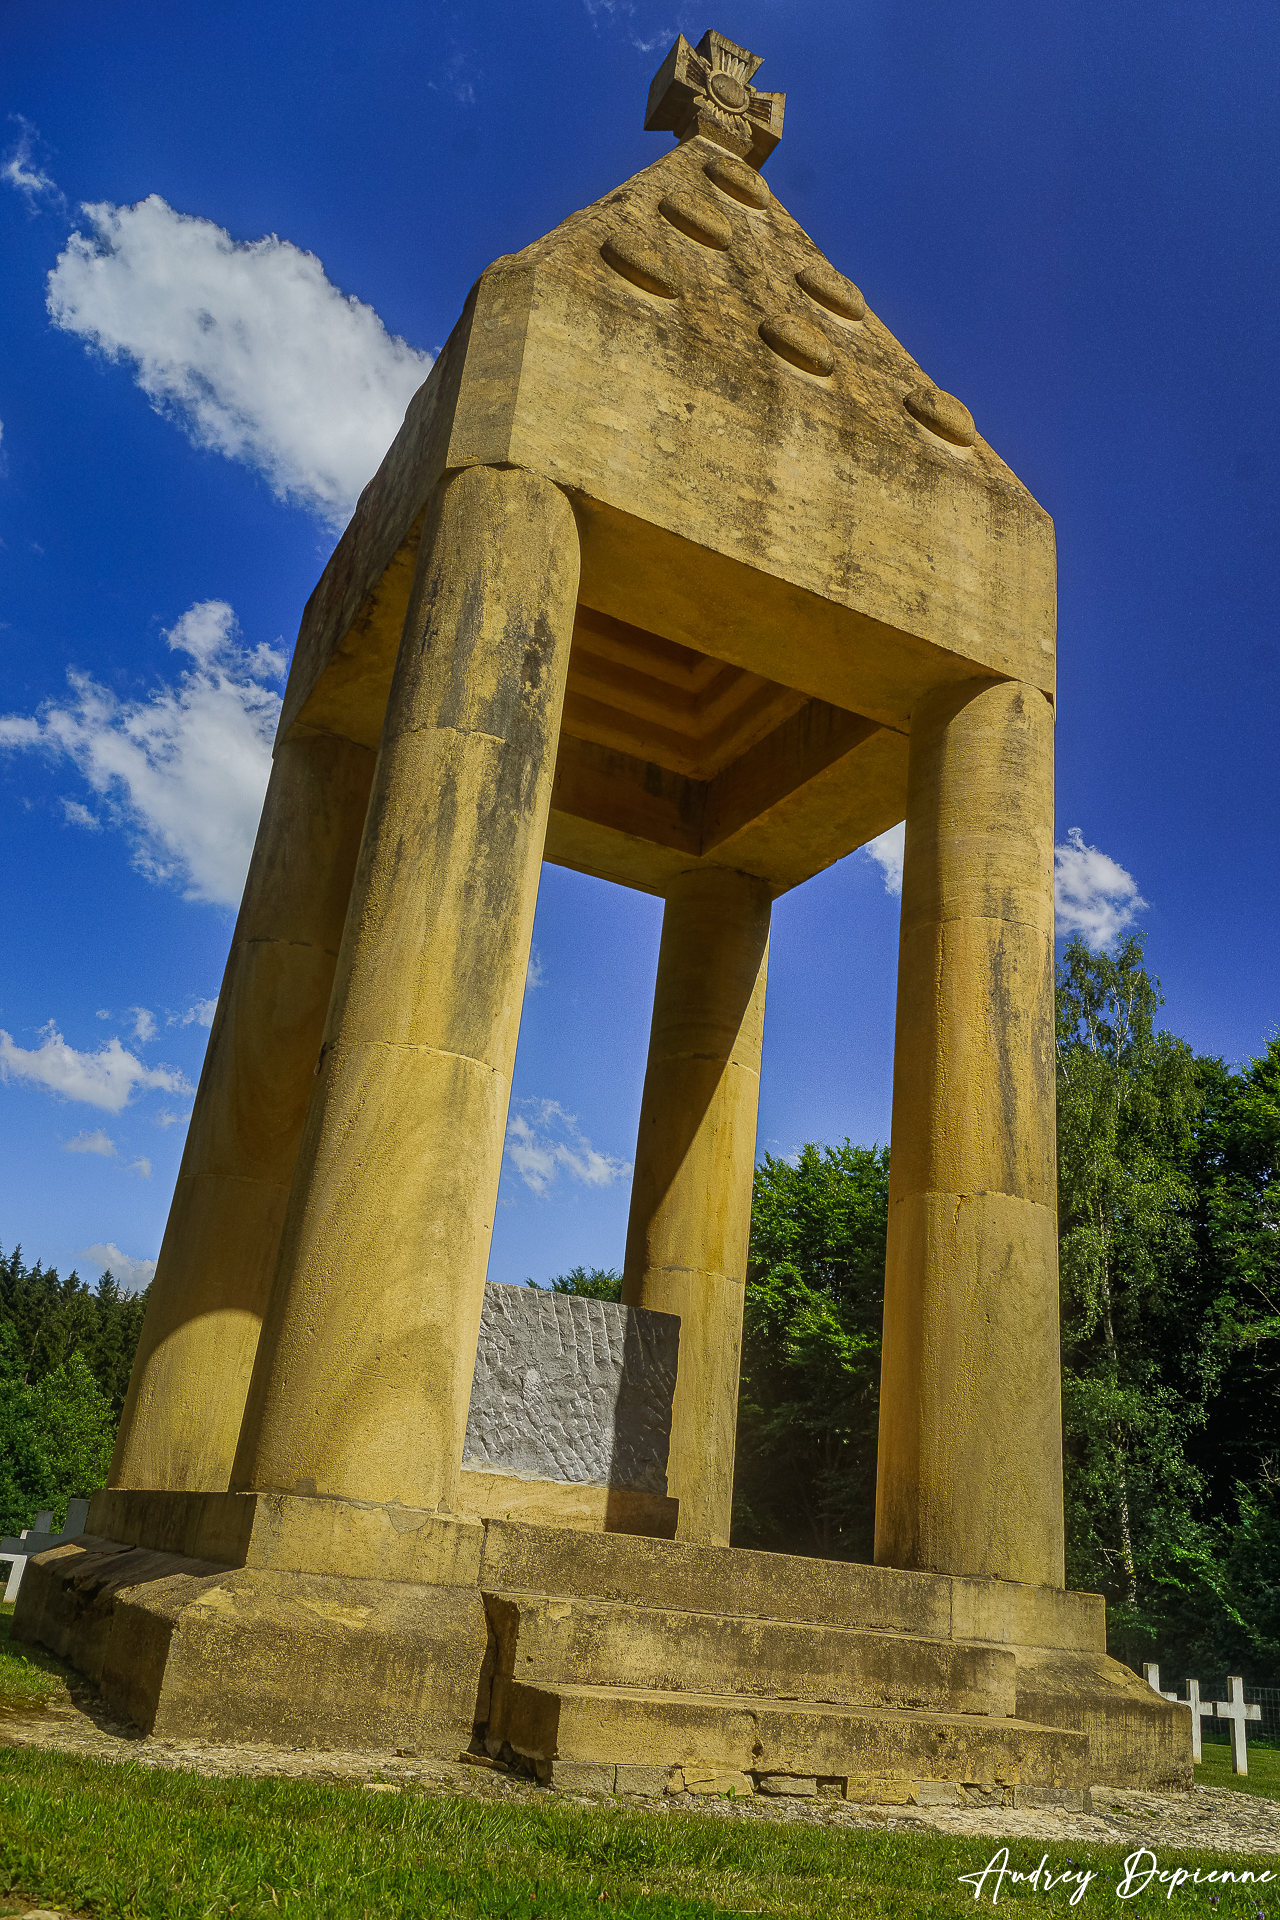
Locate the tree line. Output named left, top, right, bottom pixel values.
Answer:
left=3, top=935, right=1275, bottom=1683
left=731, top=936, right=1280, bottom=1682
left=0, top=1247, right=146, bottom=1535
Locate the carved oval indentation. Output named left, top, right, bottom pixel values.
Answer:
left=903, top=383, right=976, bottom=447
left=759, top=314, right=835, bottom=378
left=704, top=153, right=771, bottom=210
left=658, top=189, right=733, bottom=250
left=600, top=232, right=679, bottom=299
left=796, top=261, right=866, bottom=322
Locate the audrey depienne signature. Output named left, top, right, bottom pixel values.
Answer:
left=959, top=1846, right=1277, bottom=1905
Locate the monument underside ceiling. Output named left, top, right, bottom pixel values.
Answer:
left=563, top=604, right=808, bottom=781
left=547, top=600, right=908, bottom=897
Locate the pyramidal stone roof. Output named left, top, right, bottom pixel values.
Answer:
left=283, top=31, right=1054, bottom=786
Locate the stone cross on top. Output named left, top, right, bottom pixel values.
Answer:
left=644, top=29, right=784, bottom=169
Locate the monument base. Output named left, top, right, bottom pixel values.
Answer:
left=12, top=1489, right=1191, bottom=1792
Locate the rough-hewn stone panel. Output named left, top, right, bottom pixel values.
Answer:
left=462, top=1283, right=678, bottom=1494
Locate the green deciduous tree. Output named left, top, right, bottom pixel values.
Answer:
left=529, top=1266, right=623, bottom=1302
left=1055, top=934, right=1207, bottom=1634
left=1189, top=1036, right=1280, bottom=1506
left=732, top=1142, right=888, bottom=1561
left=0, top=1244, right=148, bottom=1537
left=0, top=1319, right=117, bottom=1536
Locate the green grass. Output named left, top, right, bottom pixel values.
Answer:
left=0, top=1606, right=75, bottom=1707
left=2, top=1609, right=1279, bottom=1915
left=1195, top=1739, right=1280, bottom=1800
left=3, top=1750, right=1280, bottom=1920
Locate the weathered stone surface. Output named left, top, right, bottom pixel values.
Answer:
left=795, top=260, right=865, bottom=321
left=20, top=1503, right=1190, bottom=1785
left=622, top=868, right=769, bottom=1544
left=658, top=186, right=734, bottom=249
left=644, top=29, right=784, bottom=170
left=14, top=1537, right=488, bottom=1752
left=539, top=1760, right=616, bottom=1793
left=877, top=678, right=1062, bottom=1588
left=484, top=1590, right=1016, bottom=1715
left=599, top=233, right=678, bottom=298
left=759, top=313, right=835, bottom=376
left=1014, top=1644, right=1194, bottom=1791
left=704, top=152, right=771, bottom=208
left=109, top=734, right=375, bottom=1494
left=232, top=469, right=581, bottom=1513
left=462, top=1283, right=678, bottom=1494
left=456, top=1473, right=678, bottom=1536
left=903, top=382, right=976, bottom=446
left=493, top=1678, right=1092, bottom=1787
left=679, top=1766, right=754, bottom=1795
left=614, top=1763, right=672, bottom=1795
left=87, top=1488, right=485, bottom=1589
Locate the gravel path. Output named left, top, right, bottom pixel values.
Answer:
left=3, top=1688, right=1279, bottom=1859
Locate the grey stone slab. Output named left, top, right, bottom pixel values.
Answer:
left=541, top=1760, right=617, bottom=1792
left=1014, top=1786, right=1093, bottom=1813
left=462, top=1283, right=678, bottom=1494
left=614, top=1764, right=672, bottom=1796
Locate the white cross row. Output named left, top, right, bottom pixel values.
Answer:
left=1145, top=1663, right=1262, bottom=1773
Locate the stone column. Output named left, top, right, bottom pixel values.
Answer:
left=622, top=866, right=771, bottom=1547
left=110, top=730, right=376, bottom=1491
left=232, top=465, right=580, bottom=1510
left=874, top=677, right=1063, bottom=1587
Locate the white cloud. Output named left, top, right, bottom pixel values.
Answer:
left=1, top=118, right=64, bottom=211
left=1054, top=827, right=1147, bottom=948
left=63, top=1128, right=117, bottom=1158
left=46, top=195, right=433, bottom=528
left=80, top=1242, right=156, bottom=1292
left=0, top=599, right=278, bottom=906
left=505, top=1099, right=631, bottom=1198
left=863, top=821, right=905, bottom=895
left=62, top=797, right=101, bottom=830
left=864, top=821, right=1145, bottom=949
left=171, top=996, right=218, bottom=1028
left=427, top=47, right=479, bottom=104
left=525, top=948, right=545, bottom=991
left=129, top=1007, right=157, bottom=1044
left=580, top=2, right=681, bottom=54
left=0, top=1021, right=192, bottom=1113
left=128, top=1156, right=153, bottom=1179
left=155, top=1108, right=192, bottom=1129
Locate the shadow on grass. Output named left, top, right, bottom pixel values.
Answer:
left=0, top=1609, right=76, bottom=1705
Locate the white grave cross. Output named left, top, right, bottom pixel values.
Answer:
left=1144, top=1663, right=1216, bottom=1762
left=1180, top=1679, right=1216, bottom=1763
left=0, top=1498, right=91, bottom=1603
left=1215, top=1675, right=1261, bottom=1776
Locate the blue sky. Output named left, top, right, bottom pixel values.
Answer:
left=1, top=0, right=1276, bottom=1294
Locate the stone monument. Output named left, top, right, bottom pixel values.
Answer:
left=15, top=29, right=1190, bottom=1798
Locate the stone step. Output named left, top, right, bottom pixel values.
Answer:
left=489, top=1677, right=1092, bottom=1790
left=478, top=1520, right=1106, bottom=1652
left=485, top=1590, right=1017, bottom=1715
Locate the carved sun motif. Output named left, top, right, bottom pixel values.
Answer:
left=687, top=46, right=771, bottom=142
